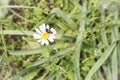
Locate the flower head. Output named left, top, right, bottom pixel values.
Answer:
left=94, top=49, right=97, bottom=56
left=102, top=3, right=107, bottom=9
left=33, top=23, right=56, bottom=45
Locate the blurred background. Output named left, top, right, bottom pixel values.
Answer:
left=0, top=0, right=120, bottom=80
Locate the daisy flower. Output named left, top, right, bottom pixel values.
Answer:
left=33, top=23, right=56, bottom=45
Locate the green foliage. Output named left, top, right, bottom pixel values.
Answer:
left=0, top=0, right=120, bottom=80
left=0, top=0, right=9, bottom=18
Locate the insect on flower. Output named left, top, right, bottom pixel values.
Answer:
left=33, top=23, right=56, bottom=45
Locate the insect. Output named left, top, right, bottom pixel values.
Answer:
left=46, top=28, right=53, bottom=34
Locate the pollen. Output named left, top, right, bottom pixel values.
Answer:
left=41, top=32, right=49, bottom=40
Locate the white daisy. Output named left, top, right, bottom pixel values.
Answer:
left=33, top=23, right=56, bottom=45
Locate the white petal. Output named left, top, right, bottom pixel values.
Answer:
left=33, top=34, right=41, bottom=39
left=41, top=40, right=49, bottom=45
left=50, top=34, right=55, bottom=39
left=39, top=23, right=46, bottom=32
left=50, top=28, right=56, bottom=34
left=48, top=38, right=54, bottom=42
left=48, top=36, right=54, bottom=42
left=44, top=40, right=49, bottom=45
left=37, top=39, right=42, bottom=42
left=52, top=35, right=55, bottom=39
left=35, top=28, right=41, bottom=34
left=41, top=40, right=45, bottom=45
left=46, top=25, right=50, bottom=29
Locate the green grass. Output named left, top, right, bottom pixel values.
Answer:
left=0, top=0, right=120, bottom=80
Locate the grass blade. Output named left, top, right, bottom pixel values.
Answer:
left=0, top=30, right=35, bottom=36
left=74, top=1, right=87, bottom=80
left=112, top=47, right=118, bottom=80
left=110, top=1, right=119, bottom=80
left=8, top=48, right=44, bottom=56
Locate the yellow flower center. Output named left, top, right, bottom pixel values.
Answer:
left=41, top=32, right=49, bottom=40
